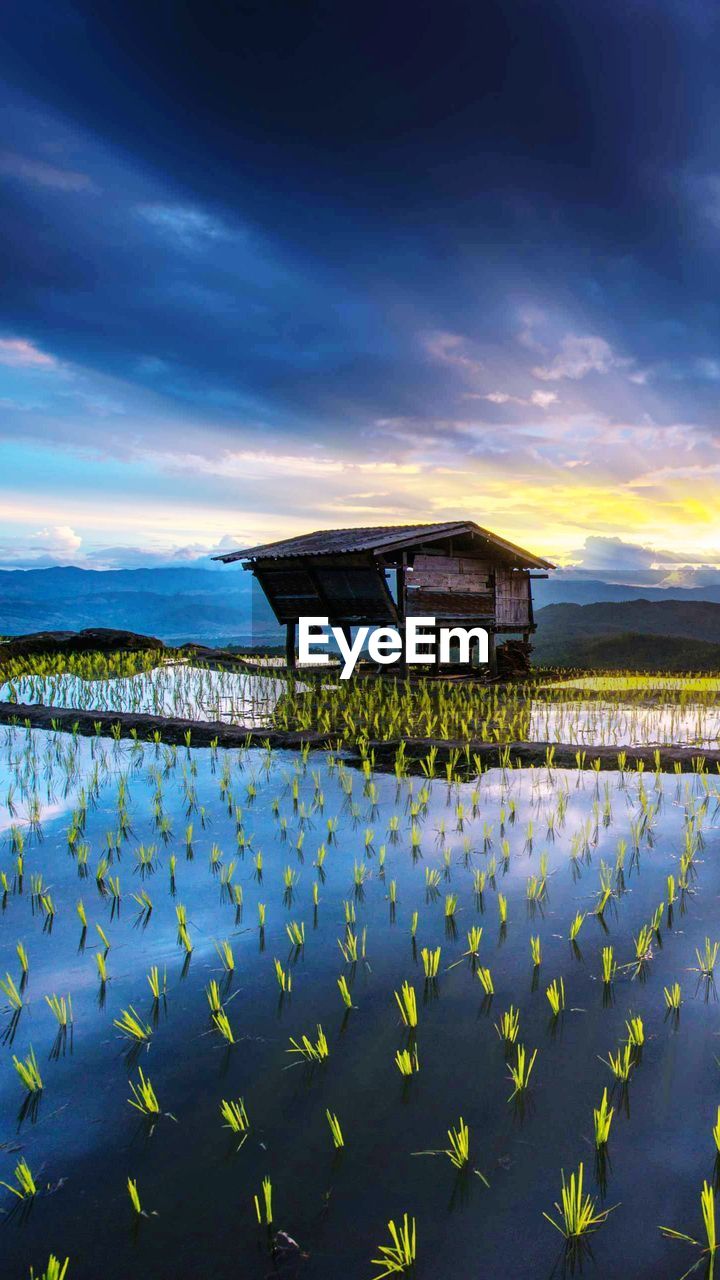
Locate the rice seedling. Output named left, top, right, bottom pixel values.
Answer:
left=213, top=1009, right=235, bottom=1043
left=530, top=935, right=541, bottom=966
left=45, top=993, right=73, bottom=1027
left=634, top=924, right=653, bottom=964
left=274, top=957, right=292, bottom=993
left=696, top=937, right=720, bottom=978
left=497, top=893, right=508, bottom=924
left=444, top=893, right=458, bottom=919
left=495, top=1006, right=520, bottom=1044
left=477, top=967, right=494, bottom=996
left=95, top=952, right=108, bottom=983
left=472, top=868, right=486, bottom=896
left=221, top=1097, right=249, bottom=1145
left=1, top=972, right=23, bottom=1011
left=286, top=920, right=305, bottom=948
left=16, top=941, right=28, bottom=976
left=114, top=1006, right=152, bottom=1042
left=600, top=1041, right=633, bottom=1082
left=128, top=1067, right=160, bottom=1115
left=568, top=911, right=585, bottom=942
left=132, top=889, right=153, bottom=918
left=546, top=977, right=565, bottom=1016
left=526, top=875, right=545, bottom=902
left=660, top=1180, right=717, bottom=1268
left=395, top=1046, right=420, bottom=1076
left=338, top=930, right=359, bottom=964
left=76, top=899, right=87, bottom=928
left=326, top=1109, right=345, bottom=1148
left=370, top=1214, right=416, bottom=1278
left=601, top=946, right=616, bottom=984
left=40, top=892, right=56, bottom=920
left=543, top=1163, right=616, bottom=1239
left=463, top=924, right=482, bottom=958
left=215, top=939, right=235, bottom=972
left=127, top=1177, right=142, bottom=1215
left=287, top=1024, right=329, bottom=1063
left=410, top=911, right=419, bottom=938
left=420, top=947, right=441, bottom=979
left=29, top=1255, right=69, bottom=1280
left=96, top=924, right=111, bottom=953
left=649, top=902, right=664, bottom=934
left=147, top=965, right=166, bottom=999
left=414, top=1116, right=489, bottom=1183
left=593, top=1088, right=614, bottom=1147
left=337, top=974, right=354, bottom=1008
left=0, top=1155, right=37, bottom=1200
left=664, top=982, right=682, bottom=1010
left=394, top=981, right=418, bottom=1028
left=13, top=1046, right=43, bottom=1092
left=508, top=1044, right=538, bottom=1099
left=353, top=860, right=368, bottom=888
left=254, top=1175, right=273, bottom=1227
left=206, top=979, right=223, bottom=1013
left=626, top=1015, right=644, bottom=1047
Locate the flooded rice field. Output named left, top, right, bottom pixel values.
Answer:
left=0, top=664, right=287, bottom=728
left=527, top=699, right=720, bottom=748
left=1, top=724, right=720, bottom=1278
left=2, top=662, right=720, bottom=749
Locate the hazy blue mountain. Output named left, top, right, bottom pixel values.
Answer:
left=533, top=600, right=720, bottom=669
left=531, top=577, right=720, bottom=608
left=0, top=564, right=258, bottom=645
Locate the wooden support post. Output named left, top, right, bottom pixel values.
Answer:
left=487, top=631, right=497, bottom=677
left=397, top=554, right=408, bottom=674
left=286, top=621, right=296, bottom=672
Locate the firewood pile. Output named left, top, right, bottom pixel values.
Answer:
left=496, top=638, right=533, bottom=677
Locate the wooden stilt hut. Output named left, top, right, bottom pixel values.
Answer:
left=215, top=521, right=552, bottom=674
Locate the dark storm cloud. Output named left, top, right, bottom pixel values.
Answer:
left=1, top=0, right=720, bottom=565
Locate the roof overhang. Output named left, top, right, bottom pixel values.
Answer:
left=213, top=521, right=554, bottom=571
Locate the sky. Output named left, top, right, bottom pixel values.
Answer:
left=1, top=0, right=720, bottom=580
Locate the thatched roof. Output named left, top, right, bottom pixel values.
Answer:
left=214, top=521, right=553, bottom=568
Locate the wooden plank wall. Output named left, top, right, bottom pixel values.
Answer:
left=494, top=567, right=531, bottom=626
left=406, top=554, right=495, bottom=619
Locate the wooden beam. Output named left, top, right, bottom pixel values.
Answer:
left=285, top=621, right=296, bottom=671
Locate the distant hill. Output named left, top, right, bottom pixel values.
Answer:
left=533, top=600, right=720, bottom=670
left=533, top=631, right=720, bottom=671
left=0, top=565, right=261, bottom=645
left=532, top=577, right=720, bottom=608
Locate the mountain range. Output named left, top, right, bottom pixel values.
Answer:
left=1, top=565, right=719, bottom=669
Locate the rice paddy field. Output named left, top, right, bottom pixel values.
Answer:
left=2, top=653, right=720, bottom=749
left=1, top=654, right=720, bottom=1278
